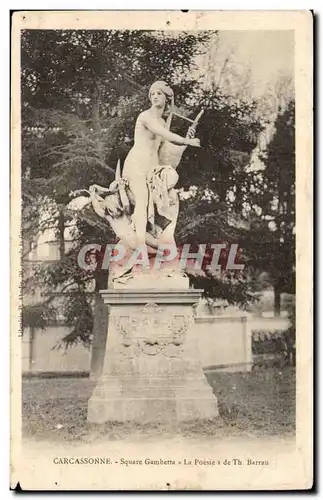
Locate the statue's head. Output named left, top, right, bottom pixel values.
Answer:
left=148, top=81, right=174, bottom=114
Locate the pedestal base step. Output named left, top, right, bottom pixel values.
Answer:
left=87, top=375, right=219, bottom=423
left=88, top=396, right=218, bottom=423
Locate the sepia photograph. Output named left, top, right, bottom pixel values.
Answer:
left=11, top=10, right=312, bottom=491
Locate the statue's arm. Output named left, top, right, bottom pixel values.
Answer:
left=142, top=115, right=198, bottom=147
left=89, top=184, right=111, bottom=197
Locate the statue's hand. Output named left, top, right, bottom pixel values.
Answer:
left=186, top=137, right=200, bottom=148
left=89, top=184, right=103, bottom=194
left=187, top=126, right=196, bottom=139
left=89, top=184, right=111, bottom=196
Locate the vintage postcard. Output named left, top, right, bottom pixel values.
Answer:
left=11, top=10, right=313, bottom=491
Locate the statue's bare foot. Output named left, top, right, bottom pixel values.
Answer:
left=112, top=263, right=134, bottom=283
left=113, top=272, right=134, bottom=284
left=159, top=266, right=184, bottom=278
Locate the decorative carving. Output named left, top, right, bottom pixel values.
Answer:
left=110, top=306, right=193, bottom=357
left=141, top=339, right=166, bottom=356
left=168, top=315, right=191, bottom=346
left=141, top=303, right=163, bottom=314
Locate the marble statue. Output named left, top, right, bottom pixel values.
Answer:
left=72, top=81, right=203, bottom=282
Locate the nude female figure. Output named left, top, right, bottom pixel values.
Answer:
left=122, top=81, right=200, bottom=247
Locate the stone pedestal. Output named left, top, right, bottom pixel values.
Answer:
left=87, top=279, right=218, bottom=423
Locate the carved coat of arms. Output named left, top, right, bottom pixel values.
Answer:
left=111, top=303, right=192, bottom=357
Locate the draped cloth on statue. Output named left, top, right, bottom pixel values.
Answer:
left=146, top=165, right=176, bottom=238
left=121, top=164, right=178, bottom=239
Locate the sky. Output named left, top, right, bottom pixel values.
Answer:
left=208, top=31, right=295, bottom=171
left=221, top=30, right=294, bottom=94
left=202, top=30, right=294, bottom=102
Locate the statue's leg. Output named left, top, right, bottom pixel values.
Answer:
left=166, top=168, right=179, bottom=190
left=159, top=197, right=179, bottom=246
left=128, top=175, right=149, bottom=247
left=157, top=194, right=180, bottom=276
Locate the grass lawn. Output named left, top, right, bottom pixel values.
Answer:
left=22, top=368, right=295, bottom=443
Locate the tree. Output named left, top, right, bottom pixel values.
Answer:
left=242, top=100, right=295, bottom=315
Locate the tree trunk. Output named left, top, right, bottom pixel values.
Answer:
left=90, top=269, right=109, bottom=381
left=89, top=81, right=108, bottom=380
left=274, top=283, right=281, bottom=317
left=90, top=291, right=108, bottom=381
